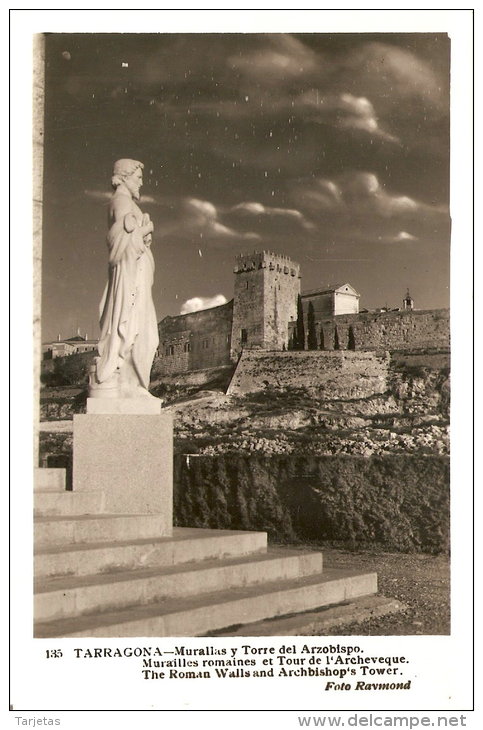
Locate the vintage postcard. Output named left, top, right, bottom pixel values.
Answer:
left=9, top=8, right=475, bottom=728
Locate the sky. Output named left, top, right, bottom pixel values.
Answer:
left=41, top=32, right=450, bottom=342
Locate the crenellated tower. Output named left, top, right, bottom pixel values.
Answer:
left=230, top=251, right=300, bottom=359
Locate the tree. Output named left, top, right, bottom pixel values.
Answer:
left=334, top=326, right=340, bottom=350
left=47, top=353, right=92, bottom=386
left=307, top=302, right=318, bottom=350
left=295, top=294, right=305, bottom=350
left=348, top=325, right=356, bottom=350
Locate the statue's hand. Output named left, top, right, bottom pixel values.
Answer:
left=140, top=217, right=154, bottom=238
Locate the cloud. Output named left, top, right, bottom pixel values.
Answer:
left=84, top=189, right=111, bottom=201
left=84, top=189, right=156, bottom=204
left=184, top=198, right=260, bottom=242
left=296, top=90, right=399, bottom=143
left=230, top=201, right=314, bottom=229
left=180, top=294, right=227, bottom=315
left=342, top=172, right=419, bottom=217
left=292, top=171, right=447, bottom=232
left=346, top=42, right=447, bottom=110
left=394, top=231, right=418, bottom=242
left=227, top=34, right=319, bottom=85
left=374, top=230, right=420, bottom=244
left=318, top=172, right=417, bottom=216
left=292, top=178, right=344, bottom=213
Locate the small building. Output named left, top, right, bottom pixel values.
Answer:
left=403, top=289, right=414, bottom=311
left=42, top=333, right=98, bottom=360
left=301, top=283, right=360, bottom=318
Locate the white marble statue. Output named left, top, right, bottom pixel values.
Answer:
left=90, top=159, right=159, bottom=399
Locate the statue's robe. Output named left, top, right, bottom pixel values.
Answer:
left=96, top=191, right=158, bottom=390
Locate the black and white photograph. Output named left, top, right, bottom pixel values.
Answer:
left=9, top=7, right=474, bottom=722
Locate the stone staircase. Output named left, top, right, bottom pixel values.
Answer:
left=34, top=468, right=380, bottom=638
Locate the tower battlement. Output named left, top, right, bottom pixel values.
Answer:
left=234, top=251, right=300, bottom=278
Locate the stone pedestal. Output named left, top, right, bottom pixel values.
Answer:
left=73, top=411, right=173, bottom=535
left=86, top=396, right=162, bottom=415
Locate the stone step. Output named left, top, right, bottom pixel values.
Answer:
left=34, top=527, right=267, bottom=578
left=34, top=468, right=66, bottom=492
left=34, top=490, right=105, bottom=517
left=34, top=567, right=377, bottom=638
left=34, top=514, right=168, bottom=548
left=34, top=547, right=323, bottom=622
left=208, top=595, right=405, bottom=637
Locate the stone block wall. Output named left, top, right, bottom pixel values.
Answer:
left=158, top=301, right=233, bottom=376
left=227, top=350, right=390, bottom=398
left=320, top=309, right=450, bottom=352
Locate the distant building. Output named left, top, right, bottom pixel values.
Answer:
left=301, top=282, right=360, bottom=317
left=403, top=289, right=414, bottom=311
left=42, top=333, right=98, bottom=360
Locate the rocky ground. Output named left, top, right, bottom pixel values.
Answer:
left=168, top=370, right=449, bottom=458
left=39, top=352, right=450, bottom=463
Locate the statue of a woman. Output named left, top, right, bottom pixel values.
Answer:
left=89, top=159, right=159, bottom=399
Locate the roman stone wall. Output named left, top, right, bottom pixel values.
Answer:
left=295, top=308, right=449, bottom=352
left=158, top=301, right=233, bottom=376
left=320, top=309, right=450, bottom=352
left=227, top=350, right=390, bottom=398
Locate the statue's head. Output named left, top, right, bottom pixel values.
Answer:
left=111, top=159, right=144, bottom=200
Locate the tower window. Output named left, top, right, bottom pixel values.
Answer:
left=245, top=281, right=249, bottom=289
left=241, top=328, right=248, bottom=344
left=184, top=342, right=191, bottom=353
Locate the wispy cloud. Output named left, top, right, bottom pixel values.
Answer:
left=296, top=90, right=399, bottom=143
left=84, top=189, right=111, bottom=201
left=184, top=198, right=260, bottom=242
left=84, top=189, right=157, bottom=204
left=227, top=34, right=319, bottom=85
left=293, top=171, right=446, bottom=221
left=230, top=201, right=315, bottom=229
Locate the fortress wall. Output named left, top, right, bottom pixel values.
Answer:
left=320, top=309, right=450, bottom=352
left=227, top=350, right=391, bottom=398
left=158, top=301, right=233, bottom=376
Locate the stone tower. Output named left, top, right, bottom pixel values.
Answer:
left=230, top=251, right=300, bottom=359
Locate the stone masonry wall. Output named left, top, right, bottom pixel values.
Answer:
left=227, top=350, right=390, bottom=398
left=158, top=301, right=233, bottom=376
left=320, top=309, right=450, bottom=352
